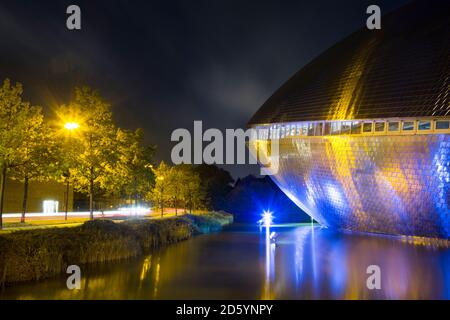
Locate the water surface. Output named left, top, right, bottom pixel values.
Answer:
left=1, top=224, right=449, bottom=299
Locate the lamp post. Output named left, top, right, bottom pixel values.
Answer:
left=63, top=122, right=80, bottom=220
left=157, top=175, right=165, bottom=218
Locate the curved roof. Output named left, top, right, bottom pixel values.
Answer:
left=248, top=0, right=450, bottom=125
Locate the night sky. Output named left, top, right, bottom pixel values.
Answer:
left=0, top=0, right=411, bottom=177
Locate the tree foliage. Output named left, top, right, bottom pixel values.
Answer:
left=148, top=163, right=206, bottom=215
left=194, top=164, right=234, bottom=210
left=62, top=87, right=124, bottom=218
left=149, top=161, right=171, bottom=216
left=9, top=105, right=58, bottom=222
left=115, top=128, right=156, bottom=205
left=0, top=79, right=46, bottom=227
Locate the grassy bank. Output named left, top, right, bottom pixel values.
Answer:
left=0, top=212, right=233, bottom=285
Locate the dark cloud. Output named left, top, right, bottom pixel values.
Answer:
left=0, top=0, right=411, bottom=177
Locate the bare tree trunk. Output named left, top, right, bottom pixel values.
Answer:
left=65, top=179, right=70, bottom=221
left=21, top=175, right=29, bottom=223
left=0, top=166, right=6, bottom=230
left=89, top=168, right=94, bottom=220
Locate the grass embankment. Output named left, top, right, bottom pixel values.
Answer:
left=0, top=212, right=233, bottom=285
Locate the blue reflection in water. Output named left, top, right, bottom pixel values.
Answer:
left=264, top=226, right=450, bottom=299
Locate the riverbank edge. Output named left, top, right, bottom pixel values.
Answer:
left=0, top=211, right=233, bottom=286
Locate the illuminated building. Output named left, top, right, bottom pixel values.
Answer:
left=248, top=1, right=450, bottom=239
left=2, top=179, right=73, bottom=214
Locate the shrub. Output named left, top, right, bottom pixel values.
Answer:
left=0, top=212, right=233, bottom=285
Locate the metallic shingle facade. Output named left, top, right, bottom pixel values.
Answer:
left=248, top=1, right=449, bottom=126
left=250, top=135, right=450, bottom=239
left=248, top=1, right=450, bottom=239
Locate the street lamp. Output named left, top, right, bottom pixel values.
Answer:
left=62, top=121, right=80, bottom=221
left=64, top=122, right=80, bottom=131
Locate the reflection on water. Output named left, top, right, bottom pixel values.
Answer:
left=1, top=224, right=449, bottom=300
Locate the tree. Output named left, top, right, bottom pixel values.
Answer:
left=178, top=165, right=204, bottom=213
left=0, top=79, right=38, bottom=229
left=9, top=106, right=58, bottom=223
left=166, top=166, right=183, bottom=216
left=149, top=161, right=171, bottom=217
left=115, top=129, right=155, bottom=210
left=51, top=116, right=81, bottom=221
left=194, top=164, right=234, bottom=210
left=64, top=86, right=122, bottom=220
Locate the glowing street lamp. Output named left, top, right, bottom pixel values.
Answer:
left=64, top=122, right=80, bottom=131
left=62, top=121, right=80, bottom=221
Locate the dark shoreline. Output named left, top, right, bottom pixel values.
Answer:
left=0, top=212, right=233, bottom=286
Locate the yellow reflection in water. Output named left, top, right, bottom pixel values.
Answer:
left=140, top=256, right=152, bottom=282
left=154, top=260, right=161, bottom=298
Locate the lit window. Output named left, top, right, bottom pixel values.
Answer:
left=315, top=122, right=324, bottom=136
left=324, top=122, right=332, bottom=135
left=363, top=122, right=373, bottom=133
left=351, top=121, right=362, bottom=134
left=302, top=124, right=308, bottom=136
left=307, top=123, right=314, bottom=136
left=375, top=122, right=385, bottom=132
left=341, top=122, right=351, bottom=134
left=418, top=120, right=431, bottom=131
left=388, top=122, right=400, bottom=132
left=435, top=120, right=450, bottom=130
left=43, top=200, right=59, bottom=214
left=402, top=121, right=415, bottom=131
left=331, top=122, right=341, bottom=135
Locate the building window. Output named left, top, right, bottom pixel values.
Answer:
left=418, top=120, right=431, bottom=131
left=341, top=122, right=351, bottom=134
left=324, top=122, right=332, bottom=135
left=362, top=122, right=373, bottom=133
left=307, top=123, right=314, bottom=136
left=375, top=121, right=385, bottom=132
left=388, top=121, right=400, bottom=132
left=43, top=200, right=59, bottom=214
left=435, top=120, right=450, bottom=130
left=301, top=124, right=308, bottom=136
left=315, top=122, right=324, bottom=136
left=402, top=121, right=415, bottom=131
left=351, top=121, right=362, bottom=134
left=331, top=122, right=341, bottom=135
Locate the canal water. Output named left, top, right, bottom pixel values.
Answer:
left=1, top=224, right=449, bottom=299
